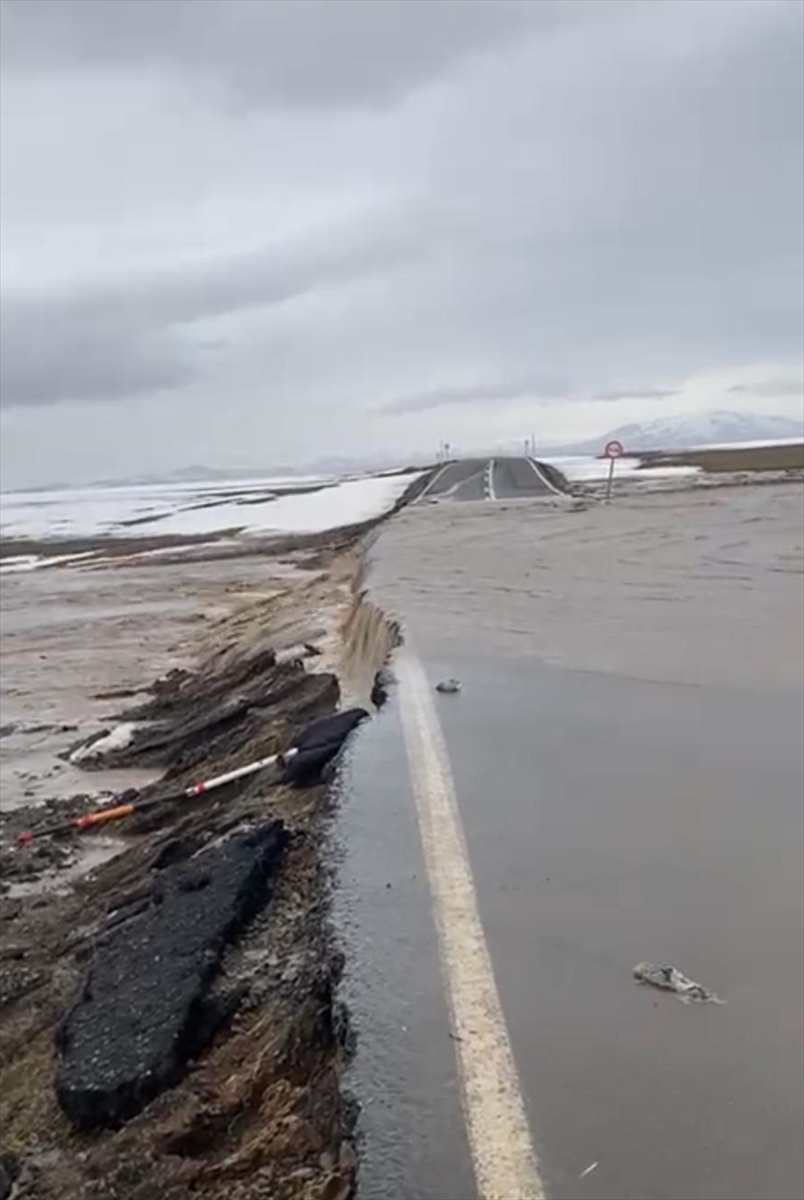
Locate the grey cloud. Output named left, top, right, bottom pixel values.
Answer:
left=0, top=315, right=189, bottom=405
left=382, top=376, right=572, bottom=415
left=0, top=0, right=601, bottom=109
left=593, top=388, right=679, bottom=402
left=1, top=0, right=802, bottom=487
left=727, top=377, right=804, bottom=398
left=0, top=208, right=430, bottom=406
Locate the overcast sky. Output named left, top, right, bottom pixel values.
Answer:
left=1, top=0, right=802, bottom=486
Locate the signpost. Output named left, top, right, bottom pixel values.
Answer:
left=604, top=439, right=624, bottom=501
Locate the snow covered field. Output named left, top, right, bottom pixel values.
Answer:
left=543, top=454, right=700, bottom=483
left=0, top=470, right=422, bottom=567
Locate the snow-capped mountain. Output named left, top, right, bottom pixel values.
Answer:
left=544, top=410, right=804, bottom=455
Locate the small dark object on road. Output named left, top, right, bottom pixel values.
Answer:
left=435, top=678, right=462, bottom=694
left=633, top=962, right=723, bottom=1004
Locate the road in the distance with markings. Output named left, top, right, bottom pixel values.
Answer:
left=418, top=456, right=565, bottom=504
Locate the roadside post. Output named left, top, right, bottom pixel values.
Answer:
left=604, top=439, right=624, bottom=501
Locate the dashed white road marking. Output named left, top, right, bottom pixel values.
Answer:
left=526, top=457, right=564, bottom=497
left=486, top=459, right=497, bottom=502
left=395, top=643, right=544, bottom=1200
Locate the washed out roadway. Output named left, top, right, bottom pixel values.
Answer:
left=335, top=481, right=804, bottom=1200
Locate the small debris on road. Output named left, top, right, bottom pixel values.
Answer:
left=579, top=1162, right=599, bottom=1180
left=633, top=962, right=723, bottom=1004
left=435, top=678, right=461, bottom=694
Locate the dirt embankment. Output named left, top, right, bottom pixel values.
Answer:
left=639, top=441, right=804, bottom=474
left=0, top=525, right=405, bottom=1200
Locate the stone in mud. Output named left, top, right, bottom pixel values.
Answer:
left=370, top=668, right=394, bottom=709
left=55, top=821, right=288, bottom=1130
left=0, top=1154, right=19, bottom=1200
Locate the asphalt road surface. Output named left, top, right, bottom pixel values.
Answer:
left=418, top=456, right=564, bottom=503
left=335, top=483, right=804, bottom=1200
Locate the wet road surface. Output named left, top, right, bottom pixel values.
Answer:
left=419, top=457, right=562, bottom=503
left=332, top=715, right=475, bottom=1200
left=336, top=654, right=804, bottom=1200
left=335, top=484, right=804, bottom=1200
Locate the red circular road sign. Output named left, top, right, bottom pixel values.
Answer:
left=604, top=439, right=625, bottom=459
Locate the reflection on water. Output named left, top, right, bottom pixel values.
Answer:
left=7, top=834, right=125, bottom=898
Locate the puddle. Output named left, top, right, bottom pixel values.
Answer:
left=6, top=835, right=125, bottom=898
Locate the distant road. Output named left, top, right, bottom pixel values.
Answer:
left=417, top=456, right=565, bottom=503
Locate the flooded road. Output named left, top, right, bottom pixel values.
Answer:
left=337, top=482, right=804, bottom=1199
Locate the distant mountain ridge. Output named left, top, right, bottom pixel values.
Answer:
left=85, top=452, right=432, bottom=489
left=540, top=410, right=804, bottom=456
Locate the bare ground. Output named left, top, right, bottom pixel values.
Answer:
left=0, top=529, right=399, bottom=1200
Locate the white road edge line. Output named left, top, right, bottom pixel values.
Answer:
left=418, top=462, right=451, bottom=502
left=526, top=457, right=564, bottom=498
left=487, top=458, right=497, bottom=502
left=396, top=643, right=544, bottom=1200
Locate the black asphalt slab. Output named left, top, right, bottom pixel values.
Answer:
left=56, top=821, right=289, bottom=1130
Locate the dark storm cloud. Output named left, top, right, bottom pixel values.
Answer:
left=0, top=207, right=430, bottom=406
left=593, top=388, right=679, bottom=402
left=0, top=0, right=606, bottom=109
left=727, top=377, right=804, bottom=398
left=381, top=376, right=572, bottom=415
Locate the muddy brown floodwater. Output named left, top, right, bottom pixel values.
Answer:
left=1, top=474, right=802, bottom=1200
left=369, top=482, right=804, bottom=688
left=350, top=479, right=804, bottom=1200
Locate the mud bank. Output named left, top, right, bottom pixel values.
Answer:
left=0, top=518, right=404, bottom=1200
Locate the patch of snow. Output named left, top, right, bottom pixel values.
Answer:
left=0, top=550, right=99, bottom=574
left=0, top=477, right=326, bottom=541
left=0, top=471, right=420, bottom=543
left=546, top=456, right=700, bottom=483
left=152, top=472, right=422, bottom=537
left=71, top=723, right=139, bottom=764
left=0, top=555, right=40, bottom=574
